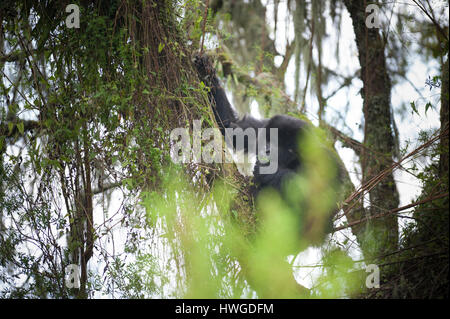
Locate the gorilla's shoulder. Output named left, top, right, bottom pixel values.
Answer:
left=265, top=114, right=308, bottom=131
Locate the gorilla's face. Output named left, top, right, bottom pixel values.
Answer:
left=264, top=115, right=306, bottom=170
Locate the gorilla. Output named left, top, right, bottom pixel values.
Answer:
left=193, top=53, right=342, bottom=246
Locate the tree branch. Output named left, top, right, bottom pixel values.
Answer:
left=0, top=119, right=40, bottom=139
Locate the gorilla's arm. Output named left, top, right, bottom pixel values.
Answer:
left=194, top=54, right=267, bottom=140
left=207, top=76, right=239, bottom=134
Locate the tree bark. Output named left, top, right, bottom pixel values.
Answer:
left=343, top=0, right=399, bottom=260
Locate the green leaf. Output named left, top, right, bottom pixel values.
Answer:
left=232, top=73, right=239, bottom=86
left=410, top=101, right=419, bottom=115
left=158, top=42, right=165, bottom=53
left=8, top=122, right=14, bottom=134
left=17, top=122, right=24, bottom=134
left=424, top=102, right=433, bottom=114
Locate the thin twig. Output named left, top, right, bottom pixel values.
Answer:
left=335, top=192, right=448, bottom=232
left=200, top=0, right=210, bottom=54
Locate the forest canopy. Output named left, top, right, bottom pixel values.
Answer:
left=0, top=0, right=448, bottom=299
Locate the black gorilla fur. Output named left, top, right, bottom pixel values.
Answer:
left=194, top=53, right=341, bottom=244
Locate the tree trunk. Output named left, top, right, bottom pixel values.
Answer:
left=343, top=0, right=399, bottom=260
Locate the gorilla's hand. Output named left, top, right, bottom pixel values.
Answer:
left=193, top=53, right=216, bottom=84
